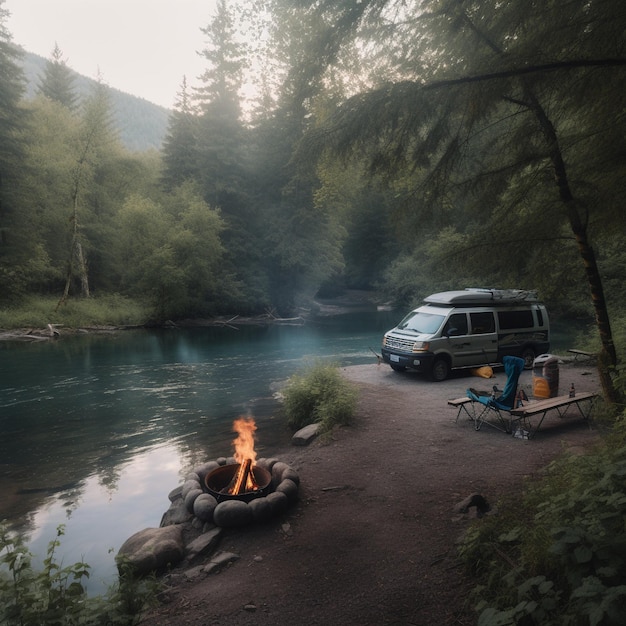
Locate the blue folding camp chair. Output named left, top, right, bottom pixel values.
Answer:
left=465, top=356, right=526, bottom=432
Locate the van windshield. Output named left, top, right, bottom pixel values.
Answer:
left=397, top=311, right=445, bottom=334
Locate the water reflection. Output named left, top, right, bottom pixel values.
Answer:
left=26, top=444, right=185, bottom=595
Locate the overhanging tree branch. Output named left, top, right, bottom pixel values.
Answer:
left=420, top=58, right=626, bottom=91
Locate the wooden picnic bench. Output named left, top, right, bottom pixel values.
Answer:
left=567, top=349, right=596, bottom=361
left=509, top=391, right=597, bottom=438
left=449, top=391, right=598, bottom=438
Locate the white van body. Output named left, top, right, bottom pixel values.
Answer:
left=381, top=288, right=550, bottom=381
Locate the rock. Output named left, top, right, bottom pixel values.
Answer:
left=117, top=526, right=184, bottom=577
left=271, top=462, right=290, bottom=484
left=160, top=498, right=193, bottom=527
left=168, top=485, right=183, bottom=502
left=184, top=488, right=203, bottom=512
left=257, top=457, right=279, bottom=472
left=193, top=461, right=220, bottom=483
left=185, top=527, right=223, bottom=561
left=213, top=499, right=253, bottom=528
left=276, top=478, right=299, bottom=503
left=183, top=565, right=206, bottom=581
left=454, top=493, right=491, bottom=517
left=193, top=493, right=218, bottom=522
left=248, top=496, right=275, bottom=523
left=265, top=491, right=289, bottom=514
left=203, top=551, right=240, bottom=575
left=292, top=422, right=321, bottom=446
left=281, top=467, right=300, bottom=486
left=181, top=479, right=201, bottom=500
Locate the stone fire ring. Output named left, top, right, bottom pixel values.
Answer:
left=180, top=457, right=300, bottom=529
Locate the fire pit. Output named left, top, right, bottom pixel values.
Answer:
left=204, top=462, right=272, bottom=503
left=170, top=417, right=300, bottom=528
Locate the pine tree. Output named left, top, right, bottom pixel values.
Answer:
left=37, top=43, right=79, bottom=111
left=194, top=0, right=247, bottom=207
left=0, top=0, right=32, bottom=300
left=160, top=77, right=200, bottom=191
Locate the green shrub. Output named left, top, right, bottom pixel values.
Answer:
left=459, top=421, right=626, bottom=626
left=0, top=524, right=158, bottom=625
left=282, top=361, right=358, bottom=434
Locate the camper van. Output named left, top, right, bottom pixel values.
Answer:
left=381, top=288, right=550, bottom=381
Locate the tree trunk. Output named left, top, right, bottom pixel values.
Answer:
left=456, top=9, right=622, bottom=407
left=76, top=241, right=90, bottom=298
left=525, top=90, right=622, bottom=406
left=57, top=182, right=91, bottom=308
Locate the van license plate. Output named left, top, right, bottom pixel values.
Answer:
left=390, top=354, right=400, bottom=363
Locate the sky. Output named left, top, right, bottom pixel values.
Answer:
left=5, top=0, right=219, bottom=109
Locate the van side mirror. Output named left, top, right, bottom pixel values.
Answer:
left=445, top=327, right=459, bottom=337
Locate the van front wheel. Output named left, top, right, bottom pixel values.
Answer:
left=430, top=358, right=449, bottom=382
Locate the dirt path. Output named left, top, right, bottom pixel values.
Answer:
left=144, top=360, right=600, bottom=626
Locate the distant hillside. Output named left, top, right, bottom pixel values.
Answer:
left=19, top=50, right=170, bottom=152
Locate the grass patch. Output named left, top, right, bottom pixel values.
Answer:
left=0, top=295, right=151, bottom=330
left=282, top=361, right=358, bottom=434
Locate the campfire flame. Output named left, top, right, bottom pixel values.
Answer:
left=227, top=417, right=259, bottom=495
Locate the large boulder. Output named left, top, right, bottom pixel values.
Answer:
left=117, top=525, right=184, bottom=576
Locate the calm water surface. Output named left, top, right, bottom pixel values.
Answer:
left=0, top=312, right=396, bottom=593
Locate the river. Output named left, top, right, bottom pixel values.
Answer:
left=0, top=310, right=397, bottom=594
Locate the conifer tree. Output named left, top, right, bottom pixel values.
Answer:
left=37, top=43, right=78, bottom=111
left=161, top=76, right=200, bottom=191
left=194, top=0, right=247, bottom=207
left=0, top=0, right=33, bottom=300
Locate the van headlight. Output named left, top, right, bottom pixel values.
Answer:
left=412, top=342, right=430, bottom=352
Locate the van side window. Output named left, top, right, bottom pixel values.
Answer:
left=498, top=310, right=534, bottom=329
left=536, top=309, right=544, bottom=326
left=443, top=313, right=468, bottom=336
left=470, top=312, right=495, bottom=334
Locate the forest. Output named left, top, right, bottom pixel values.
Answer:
left=0, top=0, right=625, bottom=397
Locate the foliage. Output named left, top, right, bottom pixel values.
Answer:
left=282, top=361, right=358, bottom=433
left=459, top=419, right=626, bottom=625
left=0, top=523, right=158, bottom=625
left=3, top=0, right=626, bottom=330
left=114, top=184, right=237, bottom=320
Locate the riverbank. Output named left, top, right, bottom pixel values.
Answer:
left=142, top=360, right=601, bottom=626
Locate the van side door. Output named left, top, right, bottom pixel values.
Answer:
left=467, top=311, right=498, bottom=365
left=441, top=313, right=473, bottom=366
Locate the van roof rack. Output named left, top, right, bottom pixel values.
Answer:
left=424, top=288, right=540, bottom=306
